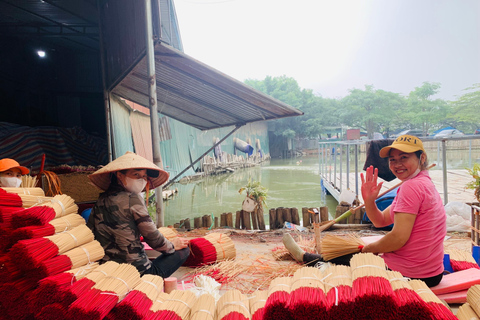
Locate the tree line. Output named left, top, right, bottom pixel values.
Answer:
left=245, top=76, right=480, bottom=140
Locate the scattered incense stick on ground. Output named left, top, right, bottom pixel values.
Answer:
left=320, top=233, right=365, bottom=261
left=250, top=290, right=268, bottom=320
left=263, top=276, right=292, bottom=320
left=410, top=279, right=457, bottom=320
left=456, top=303, right=479, bottom=320
left=288, top=266, right=327, bottom=320
left=386, top=270, right=431, bottom=320
left=217, top=289, right=250, bottom=320
left=190, top=293, right=216, bottom=320
left=446, top=248, right=480, bottom=271
left=351, top=253, right=396, bottom=320
left=323, top=264, right=355, bottom=319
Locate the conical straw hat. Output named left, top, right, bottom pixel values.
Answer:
left=88, top=151, right=169, bottom=191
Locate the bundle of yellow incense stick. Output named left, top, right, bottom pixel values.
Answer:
left=217, top=289, right=250, bottom=320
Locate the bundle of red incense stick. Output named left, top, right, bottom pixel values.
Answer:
left=147, top=290, right=196, bottom=320
left=446, top=248, right=480, bottom=271
left=216, top=289, right=250, bottom=320
left=184, top=232, right=236, bottom=267
left=250, top=290, right=268, bottom=320
left=288, top=266, right=327, bottom=320
left=410, top=279, right=457, bottom=320
left=323, top=264, right=355, bottom=320
left=263, top=276, right=293, bottom=320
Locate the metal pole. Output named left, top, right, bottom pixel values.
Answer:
left=346, top=144, right=350, bottom=190
left=145, top=0, right=164, bottom=226
left=333, top=143, right=337, bottom=189
left=339, top=144, right=343, bottom=192
left=355, top=143, right=359, bottom=197
left=469, top=139, right=472, bottom=169
left=442, top=140, right=448, bottom=205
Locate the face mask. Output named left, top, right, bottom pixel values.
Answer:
left=123, top=176, right=147, bottom=194
left=406, top=159, right=422, bottom=180
left=0, top=176, right=22, bottom=188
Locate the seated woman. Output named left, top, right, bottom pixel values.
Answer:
left=0, top=158, right=29, bottom=188
left=88, top=151, right=190, bottom=278
left=283, top=135, right=446, bottom=287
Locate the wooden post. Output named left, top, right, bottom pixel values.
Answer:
left=214, top=216, right=219, bottom=228
left=194, top=217, right=201, bottom=229
left=174, top=223, right=180, bottom=228
left=320, top=206, right=329, bottom=222
left=220, top=213, right=227, bottom=227
left=236, top=210, right=242, bottom=229
left=302, top=207, right=310, bottom=227
left=226, top=212, right=233, bottom=228
left=251, top=208, right=259, bottom=230
left=243, top=210, right=252, bottom=230
left=184, top=218, right=191, bottom=231
left=284, top=208, right=292, bottom=224
left=205, top=215, right=212, bottom=229
left=257, top=206, right=266, bottom=230
left=276, top=207, right=284, bottom=229
left=179, top=219, right=185, bottom=229
left=291, top=208, right=300, bottom=225
left=269, top=208, right=276, bottom=230
left=314, top=223, right=322, bottom=254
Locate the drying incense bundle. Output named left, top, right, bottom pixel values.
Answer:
left=250, top=290, right=269, bottom=320
left=21, top=175, right=38, bottom=188
left=217, top=289, right=250, bottom=320
left=9, top=224, right=95, bottom=270
left=11, top=194, right=78, bottom=228
left=184, top=232, right=236, bottom=267
left=410, top=279, right=457, bottom=320
left=288, top=266, right=327, bottom=320
left=149, top=291, right=171, bottom=313
left=350, top=253, right=396, bottom=320
left=36, top=240, right=105, bottom=279
left=190, top=293, right=216, bottom=320
left=0, top=205, right=22, bottom=223
left=0, top=188, right=51, bottom=208
left=158, top=227, right=179, bottom=240
left=105, top=274, right=164, bottom=320
left=0, top=255, right=23, bottom=283
left=148, top=290, right=196, bottom=320
left=467, top=284, right=480, bottom=317
left=457, top=303, right=479, bottom=320
left=263, top=276, right=293, bottom=320
left=446, top=248, right=480, bottom=271
left=67, top=263, right=141, bottom=320
left=320, top=233, right=365, bottom=261
left=9, top=213, right=86, bottom=245
left=386, top=270, right=431, bottom=320
left=0, top=276, right=38, bottom=320
left=323, top=265, right=355, bottom=320
left=28, top=263, right=99, bottom=316
left=2, top=187, right=45, bottom=197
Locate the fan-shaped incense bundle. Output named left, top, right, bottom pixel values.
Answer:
left=217, top=289, right=250, bottom=320
left=105, top=274, right=164, bottom=320
left=288, top=266, right=327, bottom=320
left=9, top=224, right=95, bottom=270
left=9, top=213, right=86, bottom=245
left=323, top=264, right=355, bottom=320
left=0, top=277, right=38, bottom=319
left=250, top=290, right=268, bottom=320
left=36, top=240, right=105, bottom=279
left=67, top=263, right=141, bottom=320
left=457, top=303, right=479, bottom=320
left=21, top=175, right=38, bottom=188
left=466, top=284, right=480, bottom=317
left=410, top=279, right=457, bottom=320
left=159, top=227, right=179, bottom=240
left=148, top=290, right=196, bottom=320
left=320, top=234, right=365, bottom=261
left=190, top=293, right=216, bottom=320
left=350, top=253, right=396, bottom=320
left=263, top=276, right=292, bottom=320
left=11, top=194, right=78, bottom=227
left=184, top=232, right=236, bottom=267
left=2, top=187, right=45, bottom=197
left=386, top=270, right=431, bottom=320
left=446, top=248, right=480, bottom=271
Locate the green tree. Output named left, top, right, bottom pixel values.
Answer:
left=451, top=83, right=480, bottom=133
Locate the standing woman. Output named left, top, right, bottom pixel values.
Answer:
left=88, top=151, right=190, bottom=277
left=0, top=158, right=29, bottom=188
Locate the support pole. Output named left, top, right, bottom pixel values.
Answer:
left=145, top=0, right=164, bottom=226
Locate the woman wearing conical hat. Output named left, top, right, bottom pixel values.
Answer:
left=88, top=151, right=190, bottom=277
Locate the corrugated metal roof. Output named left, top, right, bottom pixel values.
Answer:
left=112, top=42, right=304, bottom=131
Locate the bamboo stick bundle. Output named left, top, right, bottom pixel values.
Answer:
left=21, top=175, right=38, bottom=188
left=457, top=303, right=479, bottom=320
left=323, top=265, right=355, bottom=320
left=67, top=263, right=141, bottom=320
left=190, top=293, right=216, bottom=320
left=148, top=290, right=196, bottom=320
left=216, top=289, right=250, bottom=320
left=288, top=266, right=327, bottom=320
left=446, top=248, right=480, bottom=271
left=184, top=232, right=236, bottom=267
left=263, top=276, right=293, bottom=320
left=36, top=240, right=105, bottom=279
left=320, top=233, right=365, bottom=261
left=9, top=224, right=95, bottom=271
left=2, top=187, right=45, bottom=196
left=0, top=187, right=51, bottom=208
left=467, top=284, right=480, bottom=317
left=11, top=194, right=78, bottom=228
left=410, top=279, right=457, bottom=320
left=105, top=274, right=164, bottom=320
left=350, top=253, right=396, bottom=320
left=386, top=270, right=431, bottom=320
left=158, top=227, right=179, bottom=240
left=250, top=290, right=268, bottom=320
left=149, top=291, right=171, bottom=313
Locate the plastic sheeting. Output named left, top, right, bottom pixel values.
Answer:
left=130, top=111, right=153, bottom=162
left=110, top=97, right=134, bottom=158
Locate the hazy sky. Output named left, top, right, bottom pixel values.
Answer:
left=173, top=0, right=479, bottom=101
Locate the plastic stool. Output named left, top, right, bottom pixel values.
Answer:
left=443, top=253, right=454, bottom=274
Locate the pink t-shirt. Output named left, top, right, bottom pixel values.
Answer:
left=382, top=170, right=446, bottom=278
